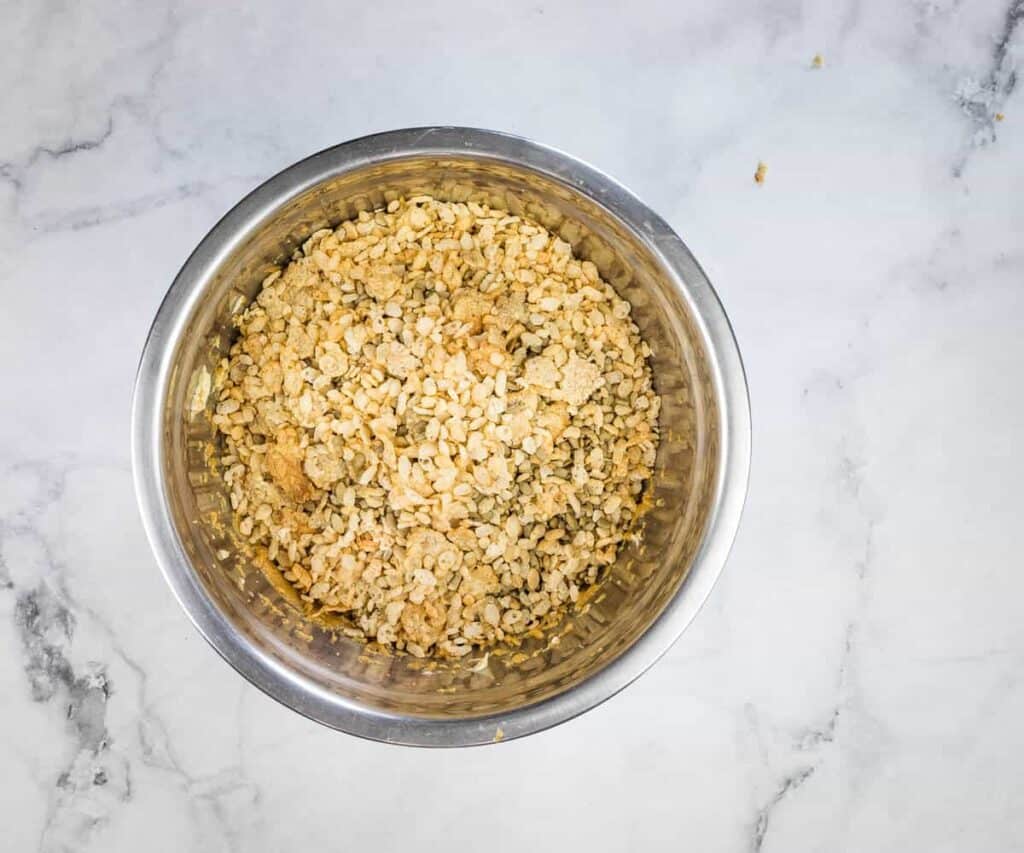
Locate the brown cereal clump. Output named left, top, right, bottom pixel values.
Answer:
left=212, top=196, right=661, bottom=658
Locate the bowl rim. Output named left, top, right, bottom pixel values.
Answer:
left=131, top=126, right=750, bottom=747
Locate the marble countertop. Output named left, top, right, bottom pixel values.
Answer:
left=3, top=1, right=1023, bottom=850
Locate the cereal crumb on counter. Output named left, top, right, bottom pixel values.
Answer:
left=212, top=196, right=662, bottom=658
left=754, top=161, right=768, bottom=185
left=812, top=53, right=824, bottom=69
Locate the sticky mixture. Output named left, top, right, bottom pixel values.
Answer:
left=212, top=196, right=661, bottom=657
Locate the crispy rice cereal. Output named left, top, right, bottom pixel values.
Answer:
left=212, top=196, right=661, bottom=657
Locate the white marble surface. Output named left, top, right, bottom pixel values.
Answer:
left=2, top=0, right=1023, bottom=849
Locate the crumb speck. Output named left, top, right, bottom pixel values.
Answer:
left=494, top=727, right=505, bottom=742
left=754, top=162, right=767, bottom=185
left=812, top=54, right=824, bottom=69
left=995, top=112, right=1005, bottom=121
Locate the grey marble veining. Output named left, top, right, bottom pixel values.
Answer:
left=2, top=0, right=1023, bottom=850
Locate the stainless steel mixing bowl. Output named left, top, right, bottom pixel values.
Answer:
left=131, top=127, right=750, bottom=746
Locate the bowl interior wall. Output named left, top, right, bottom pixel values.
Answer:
left=164, top=155, right=719, bottom=718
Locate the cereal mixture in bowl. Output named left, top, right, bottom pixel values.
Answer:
left=211, top=196, right=661, bottom=658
